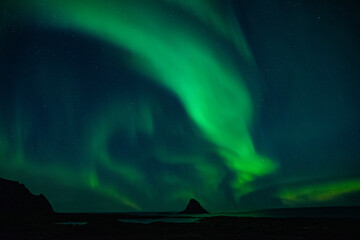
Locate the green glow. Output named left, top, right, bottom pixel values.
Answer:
left=1, top=0, right=277, bottom=211
left=87, top=101, right=151, bottom=197
left=163, top=0, right=254, bottom=62
left=31, top=0, right=276, bottom=193
left=1, top=0, right=359, bottom=212
left=1, top=105, right=140, bottom=211
left=278, top=179, right=360, bottom=206
left=0, top=123, right=7, bottom=160
left=2, top=157, right=140, bottom=211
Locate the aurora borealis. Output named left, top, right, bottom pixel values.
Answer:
left=1, top=0, right=359, bottom=212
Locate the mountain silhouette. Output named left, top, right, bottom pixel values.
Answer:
left=0, top=177, right=53, bottom=214
left=180, top=198, right=208, bottom=214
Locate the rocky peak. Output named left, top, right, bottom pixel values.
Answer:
left=180, top=198, right=208, bottom=214
left=0, top=177, right=53, bottom=214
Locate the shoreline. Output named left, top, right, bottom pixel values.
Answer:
left=1, top=213, right=360, bottom=239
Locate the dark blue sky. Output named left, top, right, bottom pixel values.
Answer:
left=1, top=0, right=359, bottom=212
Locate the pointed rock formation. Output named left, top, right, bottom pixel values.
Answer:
left=180, top=198, right=208, bottom=214
left=0, top=177, right=53, bottom=214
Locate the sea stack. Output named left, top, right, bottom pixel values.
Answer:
left=0, top=177, right=53, bottom=214
left=181, top=198, right=208, bottom=214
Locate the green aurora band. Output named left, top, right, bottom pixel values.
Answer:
left=1, top=0, right=276, bottom=211
left=1, top=0, right=359, bottom=211
left=278, top=179, right=360, bottom=206
left=30, top=0, right=278, bottom=189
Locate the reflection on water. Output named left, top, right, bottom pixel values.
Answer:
left=55, top=222, right=88, bottom=225
left=118, top=218, right=200, bottom=224
left=52, top=206, right=360, bottom=226
left=120, top=206, right=360, bottom=220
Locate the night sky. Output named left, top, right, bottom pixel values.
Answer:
left=1, top=0, right=359, bottom=212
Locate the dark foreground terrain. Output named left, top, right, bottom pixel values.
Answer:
left=1, top=213, right=360, bottom=239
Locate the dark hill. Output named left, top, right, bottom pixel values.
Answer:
left=0, top=177, right=53, bottom=214
left=180, top=198, right=208, bottom=214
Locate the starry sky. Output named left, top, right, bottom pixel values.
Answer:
left=1, top=0, right=359, bottom=212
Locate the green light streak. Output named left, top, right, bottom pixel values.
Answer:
left=163, top=0, right=254, bottom=62
left=87, top=101, right=151, bottom=195
left=278, top=179, right=360, bottom=205
left=2, top=0, right=277, bottom=211
left=31, top=0, right=276, bottom=194
left=1, top=106, right=140, bottom=211
left=2, top=157, right=141, bottom=211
